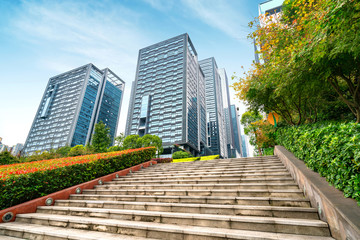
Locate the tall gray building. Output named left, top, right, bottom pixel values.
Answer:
left=11, top=143, right=24, bottom=156
left=230, top=104, right=243, bottom=157
left=23, top=64, right=125, bottom=155
left=199, top=58, right=227, bottom=158
left=125, top=34, right=207, bottom=156
left=241, top=135, right=249, bottom=157
left=218, top=68, right=238, bottom=158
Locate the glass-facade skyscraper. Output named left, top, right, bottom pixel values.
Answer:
left=23, top=64, right=125, bottom=155
left=241, top=135, right=248, bottom=157
left=199, top=58, right=227, bottom=158
left=219, top=68, right=238, bottom=158
left=230, top=104, right=243, bottom=157
left=125, top=33, right=207, bottom=156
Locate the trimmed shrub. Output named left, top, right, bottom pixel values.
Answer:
left=152, top=158, right=172, bottom=163
left=172, top=151, right=190, bottom=159
left=0, top=147, right=156, bottom=210
left=276, top=122, right=360, bottom=204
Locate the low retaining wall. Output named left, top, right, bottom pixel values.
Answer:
left=275, top=145, right=360, bottom=240
left=0, top=160, right=157, bottom=223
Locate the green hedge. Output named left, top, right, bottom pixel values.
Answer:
left=276, top=122, right=360, bottom=204
left=0, top=147, right=156, bottom=210
left=172, top=151, right=191, bottom=159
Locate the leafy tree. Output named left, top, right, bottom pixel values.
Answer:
left=141, top=134, right=163, bottom=157
left=233, top=0, right=358, bottom=124
left=108, top=146, right=122, bottom=152
left=123, top=135, right=142, bottom=149
left=55, top=146, right=71, bottom=157
left=68, top=145, right=86, bottom=157
left=91, top=121, right=111, bottom=153
left=85, top=144, right=95, bottom=155
left=241, top=111, right=264, bottom=155
left=114, top=133, right=125, bottom=148
left=0, top=151, right=18, bottom=165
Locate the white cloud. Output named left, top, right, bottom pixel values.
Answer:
left=143, top=0, right=175, bottom=11
left=181, top=0, right=250, bottom=40
left=8, top=0, right=151, bottom=135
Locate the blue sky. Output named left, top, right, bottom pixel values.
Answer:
left=0, top=0, right=264, bottom=148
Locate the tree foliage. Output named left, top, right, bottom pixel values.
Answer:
left=91, top=121, right=111, bottom=153
left=122, top=134, right=163, bottom=157
left=114, top=132, right=125, bottom=147
left=0, top=151, right=18, bottom=165
left=233, top=0, right=359, bottom=123
left=141, top=134, right=163, bottom=157
left=123, top=135, right=142, bottom=150
left=241, top=111, right=275, bottom=156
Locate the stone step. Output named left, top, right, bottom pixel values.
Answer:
left=55, top=200, right=319, bottom=219
left=115, top=172, right=291, bottom=181
left=70, top=194, right=311, bottom=207
left=0, top=222, right=157, bottom=240
left=15, top=213, right=331, bottom=237
left=139, top=165, right=287, bottom=174
left=160, top=156, right=280, bottom=165
left=128, top=169, right=289, bottom=177
left=83, top=188, right=305, bottom=198
left=36, top=206, right=326, bottom=235
left=153, top=161, right=282, bottom=169
left=105, top=177, right=295, bottom=185
left=99, top=182, right=300, bottom=190
left=0, top=235, right=24, bottom=240
left=142, top=163, right=285, bottom=171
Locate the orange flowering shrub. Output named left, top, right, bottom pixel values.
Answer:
left=0, top=148, right=152, bottom=180
left=0, top=147, right=156, bottom=209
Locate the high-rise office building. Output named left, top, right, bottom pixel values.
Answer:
left=218, top=68, right=238, bottom=158
left=11, top=143, right=23, bottom=156
left=259, top=0, right=283, bottom=16
left=23, top=64, right=125, bottom=155
left=230, top=104, right=243, bottom=157
left=241, top=135, right=249, bottom=157
left=199, top=58, right=227, bottom=158
left=0, top=144, right=9, bottom=153
left=125, top=33, right=207, bottom=156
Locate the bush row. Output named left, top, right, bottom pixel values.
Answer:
left=276, top=122, right=360, bottom=204
left=0, top=147, right=156, bottom=210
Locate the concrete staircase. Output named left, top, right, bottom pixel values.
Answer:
left=0, top=156, right=334, bottom=239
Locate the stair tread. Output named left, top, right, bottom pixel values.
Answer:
left=0, top=235, right=24, bottom=240
left=113, top=177, right=294, bottom=182
left=55, top=199, right=318, bottom=212
left=89, top=188, right=302, bottom=193
left=37, top=206, right=326, bottom=226
left=13, top=214, right=334, bottom=239
left=102, top=182, right=299, bottom=187
left=0, top=222, right=156, bottom=240
left=71, top=194, right=310, bottom=201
